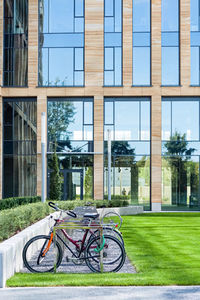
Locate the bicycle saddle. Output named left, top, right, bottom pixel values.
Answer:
left=83, top=213, right=99, bottom=219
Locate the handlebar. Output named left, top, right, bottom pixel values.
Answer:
left=48, top=201, right=77, bottom=218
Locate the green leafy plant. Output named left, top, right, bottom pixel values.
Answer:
left=0, top=196, right=41, bottom=211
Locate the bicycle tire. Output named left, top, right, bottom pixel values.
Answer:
left=88, top=227, right=124, bottom=246
left=101, top=211, right=123, bottom=229
left=85, top=234, right=126, bottom=273
left=22, top=235, right=63, bottom=273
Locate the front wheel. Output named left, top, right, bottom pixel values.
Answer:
left=85, top=235, right=126, bottom=273
left=22, top=235, right=63, bottom=273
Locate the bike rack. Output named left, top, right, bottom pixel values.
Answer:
left=53, top=218, right=104, bottom=273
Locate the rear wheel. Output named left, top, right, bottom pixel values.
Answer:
left=22, top=235, right=63, bottom=273
left=85, top=235, right=126, bottom=273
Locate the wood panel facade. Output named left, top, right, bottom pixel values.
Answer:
left=0, top=0, right=199, bottom=210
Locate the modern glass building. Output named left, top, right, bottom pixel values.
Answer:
left=0, top=0, right=200, bottom=211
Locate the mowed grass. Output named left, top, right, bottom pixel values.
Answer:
left=7, top=213, right=200, bottom=286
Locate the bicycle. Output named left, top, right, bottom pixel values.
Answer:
left=22, top=202, right=126, bottom=273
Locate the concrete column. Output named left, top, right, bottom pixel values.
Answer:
left=85, top=0, right=104, bottom=88
left=94, top=96, right=104, bottom=200
left=28, top=0, right=38, bottom=87
left=151, top=95, right=162, bottom=212
left=123, top=0, right=132, bottom=87
left=180, top=0, right=190, bottom=86
left=37, top=95, right=47, bottom=197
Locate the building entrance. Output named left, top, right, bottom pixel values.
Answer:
left=48, top=169, right=83, bottom=200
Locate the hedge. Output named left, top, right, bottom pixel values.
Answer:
left=0, top=202, right=50, bottom=242
left=0, top=199, right=129, bottom=242
left=0, top=196, right=41, bottom=211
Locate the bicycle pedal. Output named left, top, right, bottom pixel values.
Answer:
left=66, top=256, right=69, bottom=262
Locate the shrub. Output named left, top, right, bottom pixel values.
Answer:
left=0, top=202, right=50, bottom=242
left=0, top=196, right=41, bottom=211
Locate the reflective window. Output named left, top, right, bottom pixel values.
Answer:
left=191, top=0, right=200, bottom=85
left=104, top=0, right=122, bottom=86
left=104, top=97, right=150, bottom=210
left=39, top=0, right=84, bottom=86
left=3, top=0, right=28, bottom=86
left=162, top=0, right=179, bottom=85
left=162, top=97, right=200, bottom=211
left=132, top=0, right=151, bottom=86
left=48, top=98, right=93, bottom=152
left=162, top=99, right=199, bottom=141
left=3, top=98, right=37, bottom=198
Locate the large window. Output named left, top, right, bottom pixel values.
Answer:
left=162, top=98, right=200, bottom=210
left=3, top=98, right=37, bottom=198
left=162, top=0, right=179, bottom=85
left=104, top=98, right=150, bottom=209
left=39, top=0, right=85, bottom=86
left=104, top=0, right=122, bottom=86
left=47, top=98, right=93, bottom=200
left=132, top=0, right=151, bottom=86
left=3, top=0, right=28, bottom=86
left=191, top=0, right=200, bottom=85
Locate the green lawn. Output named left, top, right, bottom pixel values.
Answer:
left=7, top=212, right=200, bottom=286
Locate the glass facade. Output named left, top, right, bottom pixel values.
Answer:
left=47, top=98, right=93, bottom=200
left=161, top=0, right=179, bottom=85
left=162, top=98, right=200, bottom=210
left=3, top=98, right=37, bottom=198
left=39, top=0, right=85, bottom=86
left=191, top=0, right=200, bottom=85
left=132, top=0, right=151, bottom=86
left=104, top=0, right=122, bottom=86
left=3, top=0, right=28, bottom=86
left=104, top=98, right=150, bottom=209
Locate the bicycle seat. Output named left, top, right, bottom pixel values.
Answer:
left=84, top=213, right=99, bottom=219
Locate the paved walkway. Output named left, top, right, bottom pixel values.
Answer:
left=1, top=286, right=200, bottom=300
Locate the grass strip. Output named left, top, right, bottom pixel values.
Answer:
left=7, top=212, right=200, bottom=286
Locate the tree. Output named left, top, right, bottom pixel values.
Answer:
left=49, top=148, right=62, bottom=200
left=48, top=101, right=75, bottom=151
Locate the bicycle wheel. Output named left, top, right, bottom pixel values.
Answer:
left=101, top=211, right=123, bottom=229
left=85, top=235, right=126, bottom=273
left=22, top=235, right=63, bottom=273
left=88, top=227, right=124, bottom=247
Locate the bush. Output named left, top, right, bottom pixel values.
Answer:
left=0, top=196, right=41, bottom=211
left=0, top=202, right=50, bottom=242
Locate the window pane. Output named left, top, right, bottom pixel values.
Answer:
left=84, top=126, right=93, bottom=140
left=75, top=0, right=84, bottom=17
left=105, top=101, right=114, bottom=124
left=105, top=0, right=114, bottom=16
left=191, top=47, right=200, bottom=85
left=104, top=33, right=121, bottom=47
left=162, top=47, right=179, bottom=85
left=115, top=102, right=139, bottom=140
left=74, top=71, right=84, bottom=86
left=114, top=0, right=122, bottom=32
left=68, top=102, right=83, bottom=140
left=40, top=0, right=48, bottom=33
left=49, top=0, right=74, bottom=32
left=105, top=17, right=114, bottom=32
left=162, top=32, right=179, bottom=47
left=141, top=102, right=150, bottom=140
left=114, top=47, right=122, bottom=85
left=133, top=47, right=150, bottom=85
left=75, top=48, right=83, bottom=71
left=39, top=48, right=48, bottom=86
left=162, top=101, right=171, bottom=140
left=133, top=32, right=150, bottom=47
left=105, top=48, right=114, bottom=70
left=172, top=101, right=199, bottom=140
left=133, top=0, right=150, bottom=32
left=75, top=17, right=84, bottom=32
left=84, top=102, right=93, bottom=124
left=162, top=0, right=179, bottom=32
left=191, top=0, right=200, bottom=31
left=49, top=48, right=73, bottom=86
left=105, top=71, right=114, bottom=85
